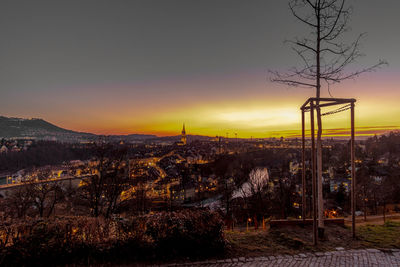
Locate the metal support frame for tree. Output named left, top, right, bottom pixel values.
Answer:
left=300, top=97, right=356, bottom=245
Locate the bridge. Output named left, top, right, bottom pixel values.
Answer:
left=0, top=175, right=88, bottom=198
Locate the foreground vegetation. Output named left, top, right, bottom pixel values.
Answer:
left=225, top=221, right=400, bottom=258
left=0, top=209, right=225, bottom=266
left=358, top=221, right=400, bottom=248
left=1, top=209, right=398, bottom=266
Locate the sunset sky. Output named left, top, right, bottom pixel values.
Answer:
left=1, top=0, right=399, bottom=138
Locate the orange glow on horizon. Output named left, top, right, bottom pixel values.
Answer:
left=57, top=95, right=400, bottom=138
left=33, top=71, right=400, bottom=139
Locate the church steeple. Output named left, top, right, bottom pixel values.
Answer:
left=181, top=123, right=187, bottom=145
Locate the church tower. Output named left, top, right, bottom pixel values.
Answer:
left=181, top=123, right=187, bottom=145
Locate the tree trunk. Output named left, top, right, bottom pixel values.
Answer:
left=39, top=205, right=44, bottom=218
left=364, top=197, right=367, bottom=222
left=316, top=2, right=324, bottom=238
left=383, top=201, right=386, bottom=223
left=317, top=112, right=324, bottom=233
left=36, top=197, right=45, bottom=218
left=47, top=196, right=56, bottom=218
left=254, top=215, right=258, bottom=230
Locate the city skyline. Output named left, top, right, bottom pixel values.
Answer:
left=1, top=0, right=399, bottom=138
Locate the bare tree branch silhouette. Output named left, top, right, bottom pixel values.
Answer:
left=270, top=0, right=387, bottom=237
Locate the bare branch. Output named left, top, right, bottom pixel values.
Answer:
left=272, top=0, right=387, bottom=94
left=305, top=0, right=317, bottom=9
left=289, top=1, right=318, bottom=28
left=292, top=47, right=311, bottom=68
left=271, top=77, right=316, bottom=88
left=321, top=0, right=345, bottom=40
left=292, top=40, right=317, bottom=53
left=321, top=60, right=388, bottom=83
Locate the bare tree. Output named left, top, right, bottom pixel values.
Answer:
left=29, top=181, right=64, bottom=218
left=133, top=181, right=149, bottom=215
left=235, top=168, right=270, bottom=199
left=5, top=182, right=33, bottom=218
left=248, top=168, right=270, bottom=197
left=79, top=143, right=129, bottom=217
left=356, top=165, right=373, bottom=221
left=271, top=0, right=386, bottom=235
left=5, top=178, right=64, bottom=218
left=237, top=168, right=271, bottom=229
left=103, top=157, right=131, bottom=218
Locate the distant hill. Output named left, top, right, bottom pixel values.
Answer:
left=101, top=133, right=158, bottom=142
left=0, top=116, right=95, bottom=141
left=0, top=116, right=67, bottom=135
left=0, top=116, right=156, bottom=142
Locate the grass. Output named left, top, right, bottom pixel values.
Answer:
left=224, top=230, right=293, bottom=257
left=358, top=221, right=400, bottom=248
left=224, top=221, right=400, bottom=258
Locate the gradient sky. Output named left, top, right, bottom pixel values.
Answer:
left=0, top=0, right=399, bottom=137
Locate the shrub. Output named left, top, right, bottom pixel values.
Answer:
left=144, top=209, right=225, bottom=258
left=0, top=209, right=225, bottom=266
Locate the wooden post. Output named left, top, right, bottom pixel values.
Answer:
left=302, top=108, right=306, bottom=222
left=301, top=97, right=357, bottom=244
left=351, top=102, right=356, bottom=238
left=310, top=101, right=317, bottom=245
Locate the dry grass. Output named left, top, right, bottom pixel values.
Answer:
left=358, top=221, right=400, bottom=248
left=224, top=221, right=400, bottom=258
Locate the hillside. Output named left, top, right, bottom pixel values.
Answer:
left=0, top=116, right=95, bottom=141
left=0, top=116, right=156, bottom=142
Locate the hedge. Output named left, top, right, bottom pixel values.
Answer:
left=0, top=209, right=225, bottom=266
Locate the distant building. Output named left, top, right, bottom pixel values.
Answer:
left=181, top=123, right=187, bottom=145
left=176, top=123, right=187, bottom=146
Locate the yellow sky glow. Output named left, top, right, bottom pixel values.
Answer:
left=42, top=73, right=400, bottom=138
left=75, top=97, right=400, bottom=138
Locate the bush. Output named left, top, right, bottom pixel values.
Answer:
left=0, top=217, right=150, bottom=266
left=0, top=209, right=225, bottom=266
left=144, top=209, right=225, bottom=258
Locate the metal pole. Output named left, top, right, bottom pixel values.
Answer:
left=302, top=108, right=306, bottom=222
left=310, top=101, right=317, bottom=245
left=351, top=102, right=356, bottom=238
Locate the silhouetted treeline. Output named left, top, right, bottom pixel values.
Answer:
left=0, top=141, right=95, bottom=173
